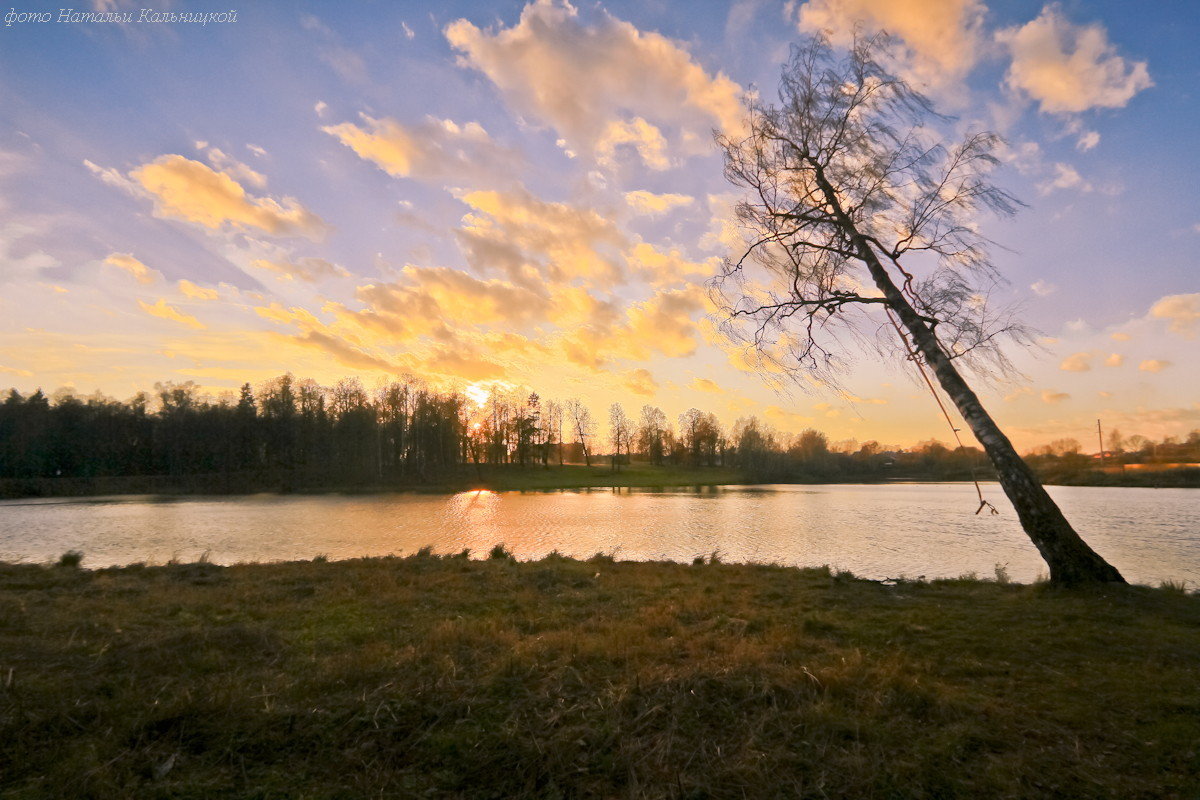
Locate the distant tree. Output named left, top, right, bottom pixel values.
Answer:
left=713, top=34, right=1123, bottom=584
left=608, top=403, right=632, bottom=471
left=637, top=405, right=670, bottom=465
left=566, top=398, right=595, bottom=467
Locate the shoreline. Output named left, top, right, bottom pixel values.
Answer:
left=2, top=463, right=1196, bottom=500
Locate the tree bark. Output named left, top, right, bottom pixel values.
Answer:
left=805, top=159, right=1124, bottom=584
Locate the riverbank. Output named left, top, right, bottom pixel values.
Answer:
left=2, top=554, right=1197, bottom=798
left=2, top=462, right=1195, bottom=499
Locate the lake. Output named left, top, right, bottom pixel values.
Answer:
left=0, top=483, right=1195, bottom=585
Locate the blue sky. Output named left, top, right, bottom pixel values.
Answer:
left=0, top=0, right=1196, bottom=449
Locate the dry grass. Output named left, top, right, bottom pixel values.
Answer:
left=1, top=554, right=1198, bottom=798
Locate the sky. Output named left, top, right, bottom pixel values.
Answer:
left=0, top=0, right=1196, bottom=451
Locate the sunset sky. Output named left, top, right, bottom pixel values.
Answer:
left=1, top=0, right=1196, bottom=450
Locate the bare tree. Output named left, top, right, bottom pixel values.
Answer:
left=565, top=398, right=594, bottom=467
left=608, top=402, right=632, bottom=472
left=714, top=35, right=1123, bottom=585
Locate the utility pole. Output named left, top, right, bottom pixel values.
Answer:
left=1097, top=419, right=1105, bottom=466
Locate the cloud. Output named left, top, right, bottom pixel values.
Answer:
left=178, top=279, right=218, bottom=300
left=1104, top=353, right=1123, bottom=367
left=445, top=0, right=743, bottom=164
left=1059, top=351, right=1092, bottom=372
left=323, top=114, right=516, bottom=184
left=1110, top=331, right=1131, bottom=342
left=104, top=253, right=160, bottom=285
left=794, top=0, right=986, bottom=90
left=0, top=364, right=34, bottom=377
left=560, top=287, right=706, bottom=369
left=626, top=242, right=714, bottom=287
left=137, top=298, right=205, bottom=330
left=1030, top=279, right=1057, bottom=296
left=1041, top=389, right=1070, bottom=404
left=1075, top=130, right=1100, bottom=151
left=196, top=143, right=266, bottom=189
left=625, top=190, right=694, bottom=216
left=131, top=155, right=325, bottom=237
left=997, top=4, right=1152, bottom=114
left=596, top=117, right=670, bottom=170
left=1138, top=359, right=1171, bottom=373
left=690, top=377, right=723, bottom=393
left=288, top=330, right=398, bottom=373
left=764, top=405, right=814, bottom=431
left=1148, top=293, right=1200, bottom=338
left=1037, top=162, right=1091, bottom=194
left=456, top=187, right=625, bottom=285
left=252, top=257, right=349, bottom=282
left=623, top=368, right=658, bottom=397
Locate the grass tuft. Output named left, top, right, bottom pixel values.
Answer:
left=487, top=543, right=514, bottom=561
left=55, top=550, right=83, bottom=569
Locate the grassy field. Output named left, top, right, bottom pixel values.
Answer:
left=2, top=553, right=1198, bottom=798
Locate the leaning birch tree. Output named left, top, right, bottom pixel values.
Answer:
left=714, top=35, right=1124, bottom=585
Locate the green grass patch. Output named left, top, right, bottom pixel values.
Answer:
left=1, top=556, right=1198, bottom=798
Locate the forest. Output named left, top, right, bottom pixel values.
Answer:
left=0, top=374, right=1196, bottom=496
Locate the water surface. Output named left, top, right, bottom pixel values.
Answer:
left=0, top=483, right=1195, bottom=585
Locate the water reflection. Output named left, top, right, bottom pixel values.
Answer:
left=0, top=483, right=1195, bottom=586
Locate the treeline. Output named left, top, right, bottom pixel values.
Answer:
left=1024, top=430, right=1200, bottom=487
left=0, top=373, right=1002, bottom=494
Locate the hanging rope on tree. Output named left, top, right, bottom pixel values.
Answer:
left=885, top=309, right=999, bottom=516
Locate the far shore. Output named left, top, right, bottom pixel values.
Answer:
left=1, top=462, right=1197, bottom=501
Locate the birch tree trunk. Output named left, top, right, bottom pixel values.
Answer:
left=857, top=238, right=1125, bottom=584
left=799, top=160, right=1125, bottom=584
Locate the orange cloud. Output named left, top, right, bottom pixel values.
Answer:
left=625, top=190, right=695, bottom=216
left=1059, top=351, right=1092, bottom=372
left=137, top=298, right=205, bottom=330
left=178, top=279, right=218, bottom=300
left=252, top=257, right=349, bottom=282
left=1149, top=293, right=1200, bottom=338
left=457, top=187, right=624, bottom=285
left=131, top=155, right=325, bottom=237
left=104, top=253, right=159, bottom=285
left=1138, top=359, right=1171, bottom=373
left=323, top=114, right=514, bottom=183
left=795, top=0, right=986, bottom=90
left=624, top=368, right=658, bottom=397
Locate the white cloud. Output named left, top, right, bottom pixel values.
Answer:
left=997, top=5, right=1152, bottom=114
left=1030, top=279, right=1057, bottom=296
left=1075, top=130, right=1100, bottom=151
left=1037, top=162, right=1091, bottom=194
